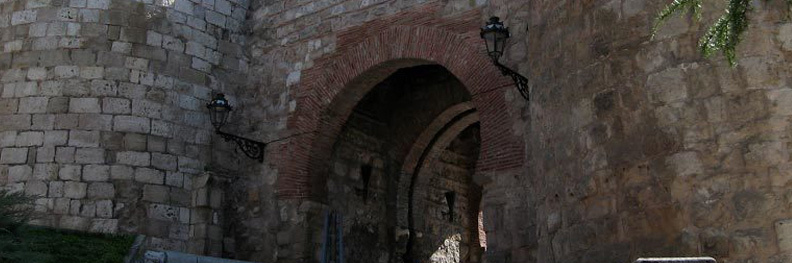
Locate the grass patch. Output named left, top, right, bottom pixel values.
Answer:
left=0, top=226, right=135, bottom=263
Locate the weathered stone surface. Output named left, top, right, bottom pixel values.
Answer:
left=87, top=182, right=114, bottom=199
left=82, top=165, right=109, bottom=181
left=68, top=98, right=101, bottom=113
left=114, top=115, right=150, bottom=133
left=68, top=131, right=100, bottom=147
left=63, top=181, right=87, bottom=199
left=117, top=151, right=150, bottom=166
left=0, top=148, right=28, bottom=164
left=143, top=184, right=169, bottom=202
left=134, top=167, right=164, bottom=184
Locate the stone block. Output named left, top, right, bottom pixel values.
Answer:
left=148, top=203, right=178, bottom=221
left=37, top=146, right=55, bottom=163
left=114, top=115, right=150, bottom=133
left=16, top=131, right=44, bottom=147
left=178, top=156, right=201, bottom=174
left=75, top=148, right=104, bottom=164
left=80, top=202, right=95, bottom=217
left=117, top=151, right=150, bottom=166
left=11, top=10, right=37, bottom=25
left=25, top=180, right=48, bottom=196
left=83, top=165, right=109, bottom=181
left=123, top=133, right=147, bottom=151
left=26, top=67, right=47, bottom=80
left=0, top=99, right=18, bottom=114
left=192, top=58, right=211, bottom=72
left=0, top=148, right=28, bottom=164
left=63, top=181, right=87, bottom=198
left=55, top=147, right=76, bottom=163
left=18, top=97, right=48, bottom=113
left=130, top=70, right=155, bottom=85
left=125, top=57, right=148, bottom=71
left=80, top=67, right=104, bottom=79
left=49, top=181, right=64, bottom=197
left=162, top=35, right=184, bottom=52
left=174, top=0, right=194, bottom=14
left=143, top=184, right=169, bottom=202
left=78, top=114, right=113, bottom=131
left=131, top=100, right=161, bottom=118
left=68, top=97, right=101, bottom=113
left=135, top=167, right=163, bottom=184
left=69, top=200, right=81, bottom=215
left=90, top=80, right=118, bottom=96
left=53, top=66, right=79, bottom=78
left=152, top=153, right=177, bottom=171
left=87, top=182, right=115, bottom=199
left=86, top=0, right=109, bottom=9
left=28, top=24, right=48, bottom=37
left=59, top=216, right=89, bottom=231
left=0, top=131, right=16, bottom=147
left=47, top=97, right=69, bottom=113
left=767, top=88, right=792, bottom=116
left=165, top=172, right=183, bottom=187
left=151, top=120, right=173, bottom=137
left=8, top=165, right=32, bottom=183
left=96, top=200, right=113, bottom=218
left=33, top=163, right=58, bottom=180
left=110, top=165, right=134, bottom=180
left=58, top=165, right=81, bottom=181
left=68, top=130, right=100, bottom=147
left=55, top=114, right=81, bottom=130
left=102, top=98, right=131, bottom=114
left=646, top=67, right=688, bottom=104
left=215, top=0, right=231, bottom=15
left=147, top=31, right=163, bottom=46
left=31, top=114, right=55, bottom=130
left=205, top=10, right=225, bottom=27
left=147, top=136, right=166, bottom=152
left=0, top=115, right=32, bottom=131
left=53, top=198, right=70, bottom=214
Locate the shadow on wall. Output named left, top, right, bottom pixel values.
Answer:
left=324, top=64, right=486, bottom=263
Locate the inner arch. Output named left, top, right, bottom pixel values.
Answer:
left=324, top=64, right=484, bottom=263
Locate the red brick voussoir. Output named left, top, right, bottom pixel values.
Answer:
left=278, top=20, right=523, bottom=201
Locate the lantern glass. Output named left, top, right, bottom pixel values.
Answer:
left=480, top=17, right=511, bottom=62
left=207, top=93, right=233, bottom=130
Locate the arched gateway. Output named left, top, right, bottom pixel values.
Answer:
left=269, top=20, right=528, bottom=263
left=277, top=25, right=526, bottom=200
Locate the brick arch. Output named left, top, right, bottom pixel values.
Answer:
left=278, top=25, right=524, bottom=200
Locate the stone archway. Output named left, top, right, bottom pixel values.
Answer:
left=277, top=25, right=525, bottom=201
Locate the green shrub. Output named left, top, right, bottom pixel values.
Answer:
left=0, top=190, right=135, bottom=263
left=0, top=227, right=136, bottom=263
left=0, top=189, right=35, bottom=236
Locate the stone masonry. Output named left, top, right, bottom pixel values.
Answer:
left=0, top=0, right=249, bottom=255
left=4, top=0, right=792, bottom=263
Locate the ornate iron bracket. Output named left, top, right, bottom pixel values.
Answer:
left=216, top=130, right=266, bottom=163
left=494, top=61, right=530, bottom=101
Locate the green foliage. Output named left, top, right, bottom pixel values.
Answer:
left=0, top=227, right=135, bottom=263
left=652, top=0, right=703, bottom=34
left=0, top=190, right=35, bottom=235
left=699, top=0, right=751, bottom=65
left=653, top=0, right=791, bottom=66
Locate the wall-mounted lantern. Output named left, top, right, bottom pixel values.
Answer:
left=207, top=93, right=267, bottom=162
left=481, top=16, right=530, bottom=101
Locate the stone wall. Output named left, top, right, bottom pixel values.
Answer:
left=0, top=0, right=250, bottom=255
left=518, top=0, right=792, bottom=262
left=245, top=0, right=792, bottom=262
left=412, top=124, right=483, bottom=263
left=4, top=0, right=792, bottom=262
